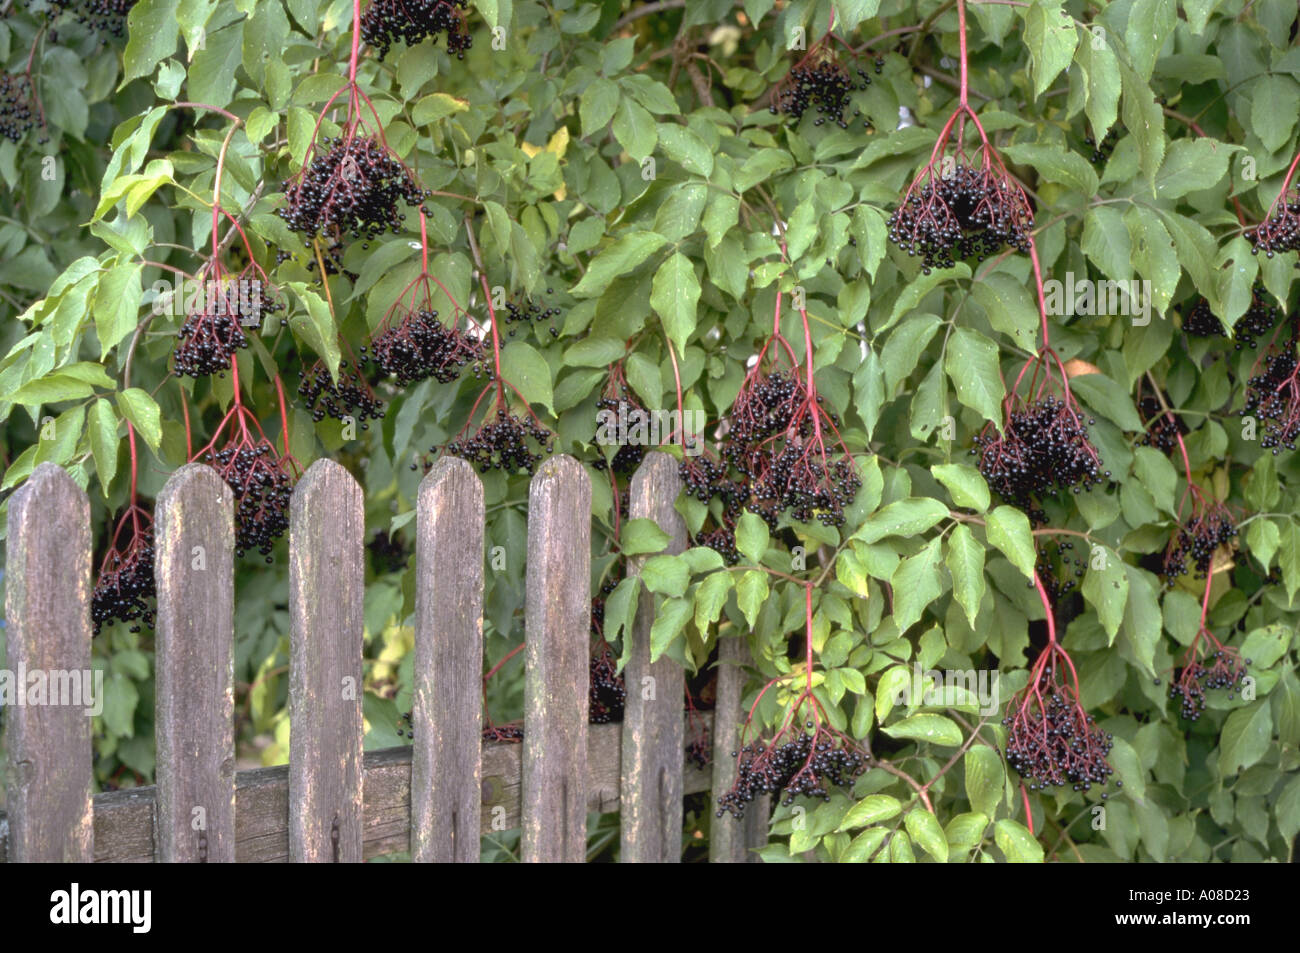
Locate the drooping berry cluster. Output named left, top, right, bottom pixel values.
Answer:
left=371, top=309, right=488, bottom=386
left=592, top=396, right=649, bottom=476
left=1246, top=186, right=1300, bottom=258
left=1241, top=332, right=1300, bottom=453
left=360, top=0, right=472, bottom=61
left=972, top=396, right=1108, bottom=524
left=1034, top=539, right=1086, bottom=604
left=716, top=727, right=867, bottom=819
left=91, top=510, right=156, bottom=636
left=771, top=60, right=871, bottom=130
left=888, top=161, right=1034, bottom=274
left=1162, top=504, right=1237, bottom=583
left=298, top=354, right=385, bottom=425
left=173, top=298, right=250, bottom=379
left=44, top=0, right=137, bottom=36
left=204, top=441, right=294, bottom=561
left=0, top=73, right=40, bottom=144
left=1182, top=291, right=1280, bottom=349
left=502, top=294, right=562, bottom=338
left=446, top=409, right=554, bottom=475
left=278, top=136, right=428, bottom=245
left=1168, top=646, right=1249, bottom=721
left=1004, top=682, right=1115, bottom=793
left=589, top=640, right=626, bottom=725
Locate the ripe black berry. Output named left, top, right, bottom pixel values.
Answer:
left=91, top=507, right=155, bottom=636
left=445, top=408, right=554, bottom=476
left=203, top=440, right=295, bottom=561
left=361, top=0, right=472, bottom=61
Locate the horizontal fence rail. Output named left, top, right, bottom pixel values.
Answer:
left=0, top=455, right=767, bottom=863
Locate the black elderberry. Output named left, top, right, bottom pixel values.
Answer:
left=0, top=73, right=41, bottom=144
left=1003, top=685, right=1114, bottom=792
left=298, top=356, right=385, bottom=425
left=1183, top=287, right=1280, bottom=349
left=1241, top=325, right=1300, bottom=453
left=445, top=409, right=554, bottom=476
left=717, top=730, right=866, bottom=820
left=1247, top=191, right=1300, bottom=258
left=772, top=59, right=871, bottom=131
left=371, top=309, right=488, bottom=387
left=1161, top=504, right=1237, bottom=584
left=589, top=640, right=626, bottom=725
left=203, top=441, right=294, bottom=560
left=361, top=0, right=472, bottom=61
left=91, top=511, right=156, bottom=636
left=591, top=396, right=648, bottom=476
left=368, top=529, right=410, bottom=573
left=44, top=0, right=136, bottom=37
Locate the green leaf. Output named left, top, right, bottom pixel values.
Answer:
left=854, top=497, right=949, bottom=543
left=881, top=313, right=943, bottom=393
left=650, top=252, right=701, bottom=356
left=641, top=554, right=689, bottom=598
left=1250, top=76, right=1300, bottom=153
left=945, top=523, right=986, bottom=628
left=571, top=232, right=666, bottom=298
left=932, top=463, right=991, bottom=511
left=287, top=283, right=341, bottom=381
left=838, top=793, right=901, bottom=831
left=733, top=148, right=794, bottom=193
left=93, top=261, right=143, bottom=357
left=964, top=745, right=1004, bottom=818
left=1024, top=0, right=1078, bottom=98
left=499, top=341, right=554, bottom=414
left=945, top=812, right=989, bottom=852
left=1082, top=206, right=1133, bottom=284
left=1078, top=35, right=1120, bottom=138
left=1125, top=205, right=1179, bottom=316
left=736, top=569, right=769, bottom=628
left=985, top=505, right=1036, bottom=579
left=994, top=819, right=1044, bottom=862
left=187, top=18, right=244, bottom=108
left=123, top=0, right=181, bottom=85
left=1125, top=0, right=1176, bottom=81
left=1219, top=701, right=1273, bottom=776
left=944, top=327, right=1005, bottom=428
left=1107, top=735, right=1146, bottom=800
left=621, top=518, right=671, bottom=556
left=1082, top=545, right=1128, bottom=641
left=649, top=597, right=692, bottom=663
left=1119, top=60, right=1166, bottom=188
left=1068, top=373, right=1144, bottom=431
left=116, top=388, right=162, bottom=450
left=656, top=123, right=713, bottom=176
left=904, top=808, right=949, bottom=863
left=1153, top=138, right=1233, bottom=200
left=853, top=347, right=886, bottom=441
left=735, top=511, right=769, bottom=564
left=891, top=539, right=944, bottom=633
left=694, top=571, right=733, bottom=633
left=1000, top=143, right=1098, bottom=195
left=412, top=92, right=471, bottom=125
left=612, top=96, right=657, bottom=161
left=969, top=273, right=1038, bottom=350
left=604, top=577, right=640, bottom=644
left=580, top=78, right=619, bottom=137
left=882, top=713, right=963, bottom=746
left=88, top=398, right=119, bottom=495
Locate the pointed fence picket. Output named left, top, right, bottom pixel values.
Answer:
left=0, top=453, right=766, bottom=863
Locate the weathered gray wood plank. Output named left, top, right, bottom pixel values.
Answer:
left=621, top=451, right=687, bottom=862
left=522, top=454, right=591, bottom=863
left=3, top=463, right=94, bottom=862
left=411, top=457, right=484, bottom=862
left=709, top=635, right=768, bottom=862
left=289, top=459, right=365, bottom=862
left=0, top=720, right=715, bottom=862
left=154, top=463, right=236, bottom=862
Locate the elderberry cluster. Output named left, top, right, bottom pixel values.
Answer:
left=0, top=74, right=40, bottom=144
left=503, top=294, right=562, bottom=338
left=888, top=162, right=1034, bottom=273
left=205, top=442, right=293, bottom=561
left=298, top=355, right=385, bottom=426
left=1242, top=346, right=1300, bottom=453
left=750, top=444, right=861, bottom=527
left=1004, top=687, right=1115, bottom=793
left=1083, top=128, right=1119, bottom=164
left=716, top=729, right=867, bottom=819
left=771, top=61, right=871, bottom=130
left=44, top=0, right=136, bottom=36
left=1163, top=508, right=1237, bottom=582
left=278, top=137, right=428, bottom=244
left=1137, top=395, right=1185, bottom=453
left=173, top=312, right=249, bottom=378
left=372, top=309, right=488, bottom=386
left=91, top=530, right=155, bottom=636
left=446, top=409, right=554, bottom=475
left=360, top=0, right=472, bottom=61
left=1035, top=540, right=1085, bottom=603
left=1183, top=292, right=1280, bottom=349
left=591, top=397, right=648, bottom=476
left=1168, top=652, right=1250, bottom=721
left=1247, top=193, right=1300, bottom=258
left=972, top=397, right=1108, bottom=523
left=589, top=642, right=626, bottom=725
left=482, top=723, right=524, bottom=744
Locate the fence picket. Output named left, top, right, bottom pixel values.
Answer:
left=411, top=457, right=485, bottom=862
left=154, top=463, right=236, bottom=863
left=521, top=454, right=591, bottom=862
left=620, top=451, right=687, bottom=862
left=289, top=459, right=365, bottom=862
left=3, top=463, right=94, bottom=862
left=709, top=634, right=768, bottom=862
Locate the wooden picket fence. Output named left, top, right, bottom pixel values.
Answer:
left=0, top=452, right=767, bottom=863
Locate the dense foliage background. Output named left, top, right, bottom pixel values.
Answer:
left=1, top=0, right=1298, bottom=862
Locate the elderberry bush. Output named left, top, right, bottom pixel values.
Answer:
left=717, top=730, right=867, bottom=819
left=361, top=0, right=472, bottom=61
left=278, top=136, right=429, bottom=245
left=298, top=355, right=385, bottom=426
left=0, top=73, right=40, bottom=144
left=972, top=396, right=1108, bottom=523
left=771, top=61, right=871, bottom=130
left=205, top=442, right=294, bottom=561
left=371, top=309, right=488, bottom=386
left=888, top=162, right=1034, bottom=273
left=446, top=409, right=553, bottom=475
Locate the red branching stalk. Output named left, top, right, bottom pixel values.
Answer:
left=1168, top=572, right=1248, bottom=721
left=91, top=423, right=156, bottom=636
left=1246, top=149, right=1300, bottom=258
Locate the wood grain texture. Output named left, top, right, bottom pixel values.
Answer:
left=621, top=451, right=687, bottom=862
left=154, top=463, right=236, bottom=863
left=709, top=635, right=768, bottom=862
left=289, top=460, right=365, bottom=862
left=411, top=457, right=484, bottom=862
left=0, top=720, right=714, bottom=862
left=521, top=454, right=591, bottom=863
left=3, top=463, right=94, bottom=862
